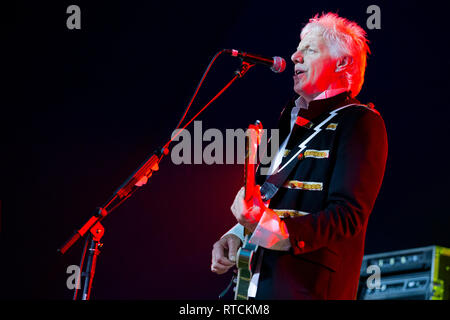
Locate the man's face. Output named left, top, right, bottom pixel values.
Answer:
left=291, top=31, right=339, bottom=101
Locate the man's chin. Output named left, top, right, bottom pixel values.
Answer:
left=293, top=84, right=302, bottom=94
left=293, top=86, right=306, bottom=97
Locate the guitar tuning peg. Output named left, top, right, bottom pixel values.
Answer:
left=233, top=277, right=237, bottom=284
left=233, top=287, right=236, bottom=292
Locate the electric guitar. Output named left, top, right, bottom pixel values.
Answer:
left=234, top=120, right=263, bottom=300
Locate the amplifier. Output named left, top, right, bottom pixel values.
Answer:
left=357, top=245, right=450, bottom=300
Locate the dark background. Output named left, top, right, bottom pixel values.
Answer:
left=1, top=0, right=449, bottom=299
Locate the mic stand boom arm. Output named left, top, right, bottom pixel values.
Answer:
left=58, top=146, right=166, bottom=256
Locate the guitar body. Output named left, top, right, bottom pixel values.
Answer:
left=234, top=120, right=263, bottom=300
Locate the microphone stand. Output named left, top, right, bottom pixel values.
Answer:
left=58, top=59, right=256, bottom=300
left=77, top=223, right=104, bottom=300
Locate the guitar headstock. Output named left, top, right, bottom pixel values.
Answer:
left=247, top=120, right=263, bottom=145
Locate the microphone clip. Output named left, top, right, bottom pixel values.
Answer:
left=234, top=61, right=255, bottom=78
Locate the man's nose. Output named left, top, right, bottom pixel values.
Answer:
left=291, top=50, right=304, bottom=64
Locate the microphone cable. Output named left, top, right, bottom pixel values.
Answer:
left=162, top=49, right=250, bottom=151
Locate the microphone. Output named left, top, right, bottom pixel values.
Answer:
left=224, top=49, right=286, bottom=73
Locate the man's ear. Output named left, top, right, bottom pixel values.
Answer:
left=335, top=56, right=353, bottom=72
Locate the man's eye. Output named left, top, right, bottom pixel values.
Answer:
left=308, top=48, right=316, bottom=53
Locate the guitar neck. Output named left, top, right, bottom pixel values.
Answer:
left=243, top=122, right=262, bottom=236
left=244, top=132, right=256, bottom=202
left=234, top=120, right=263, bottom=300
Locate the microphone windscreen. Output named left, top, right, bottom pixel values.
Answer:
left=271, top=56, right=286, bottom=73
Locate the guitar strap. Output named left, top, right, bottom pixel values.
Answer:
left=259, top=103, right=369, bottom=201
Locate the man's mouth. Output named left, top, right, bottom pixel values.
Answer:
left=295, top=70, right=306, bottom=75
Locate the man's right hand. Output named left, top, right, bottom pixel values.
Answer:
left=211, top=234, right=242, bottom=274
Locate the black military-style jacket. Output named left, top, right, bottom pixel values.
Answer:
left=254, top=92, right=388, bottom=300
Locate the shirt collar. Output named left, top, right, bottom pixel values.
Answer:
left=294, top=88, right=348, bottom=110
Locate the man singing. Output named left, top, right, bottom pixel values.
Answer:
left=211, top=12, right=388, bottom=299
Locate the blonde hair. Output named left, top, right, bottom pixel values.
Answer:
left=301, top=12, right=370, bottom=97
